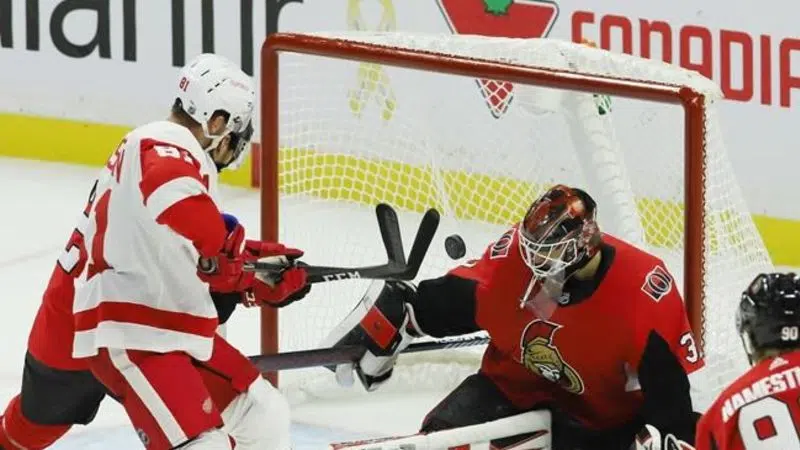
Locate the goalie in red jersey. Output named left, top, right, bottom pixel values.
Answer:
left=327, top=185, right=703, bottom=450
left=696, top=272, right=800, bottom=450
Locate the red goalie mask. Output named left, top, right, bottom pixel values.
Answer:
left=518, top=185, right=601, bottom=278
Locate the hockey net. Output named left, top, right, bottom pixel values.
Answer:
left=258, top=32, right=773, bottom=410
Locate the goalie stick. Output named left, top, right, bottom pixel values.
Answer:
left=329, top=410, right=552, bottom=450
left=243, top=204, right=440, bottom=283
left=248, top=335, right=489, bottom=372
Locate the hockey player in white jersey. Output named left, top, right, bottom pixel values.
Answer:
left=72, top=54, right=310, bottom=449
left=0, top=54, right=308, bottom=450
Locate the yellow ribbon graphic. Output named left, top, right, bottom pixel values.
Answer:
left=346, top=0, right=398, bottom=121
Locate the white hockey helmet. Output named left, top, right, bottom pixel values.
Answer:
left=174, top=53, right=256, bottom=169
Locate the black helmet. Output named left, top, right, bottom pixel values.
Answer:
left=737, top=272, right=800, bottom=364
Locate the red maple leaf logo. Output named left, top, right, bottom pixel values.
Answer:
left=437, top=0, right=559, bottom=118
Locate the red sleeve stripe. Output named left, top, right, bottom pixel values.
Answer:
left=74, top=301, right=218, bottom=338
left=144, top=176, right=209, bottom=219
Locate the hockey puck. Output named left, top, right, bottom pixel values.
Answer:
left=444, top=234, right=466, bottom=259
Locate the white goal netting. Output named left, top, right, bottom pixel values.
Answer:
left=266, top=32, right=773, bottom=410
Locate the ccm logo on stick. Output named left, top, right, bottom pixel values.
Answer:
left=322, top=272, right=362, bottom=281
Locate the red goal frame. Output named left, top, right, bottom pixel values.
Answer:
left=258, top=32, right=708, bottom=386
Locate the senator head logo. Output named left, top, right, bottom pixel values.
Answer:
left=520, top=319, right=584, bottom=394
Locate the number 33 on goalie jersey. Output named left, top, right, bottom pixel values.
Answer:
left=696, top=350, right=800, bottom=450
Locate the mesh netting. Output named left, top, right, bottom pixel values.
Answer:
left=267, top=32, right=774, bottom=409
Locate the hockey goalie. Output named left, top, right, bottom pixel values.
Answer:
left=326, top=185, right=703, bottom=450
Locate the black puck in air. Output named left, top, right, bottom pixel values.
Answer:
left=444, top=234, right=466, bottom=260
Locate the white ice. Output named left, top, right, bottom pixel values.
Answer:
left=0, top=157, right=451, bottom=449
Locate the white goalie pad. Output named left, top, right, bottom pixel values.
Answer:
left=329, top=409, right=552, bottom=450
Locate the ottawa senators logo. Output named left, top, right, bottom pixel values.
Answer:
left=641, top=265, right=673, bottom=302
left=519, top=319, right=584, bottom=394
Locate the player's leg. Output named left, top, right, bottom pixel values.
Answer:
left=196, top=334, right=291, bottom=450
left=0, top=352, right=106, bottom=449
left=421, top=372, right=559, bottom=448
left=421, top=372, right=524, bottom=432
left=89, top=348, right=231, bottom=449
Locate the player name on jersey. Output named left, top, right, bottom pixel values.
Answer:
left=721, top=359, right=800, bottom=422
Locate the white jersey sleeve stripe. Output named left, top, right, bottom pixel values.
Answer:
left=144, top=176, right=208, bottom=220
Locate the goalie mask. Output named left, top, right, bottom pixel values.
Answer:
left=737, top=272, right=800, bottom=365
left=518, top=185, right=601, bottom=279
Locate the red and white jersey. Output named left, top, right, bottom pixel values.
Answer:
left=696, top=350, right=800, bottom=450
left=71, top=121, right=228, bottom=362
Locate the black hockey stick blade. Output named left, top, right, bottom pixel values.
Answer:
left=376, top=203, right=405, bottom=266
left=399, top=208, right=440, bottom=280
left=248, top=335, right=489, bottom=373
left=243, top=207, right=440, bottom=284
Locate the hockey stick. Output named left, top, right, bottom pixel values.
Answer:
left=247, top=335, right=489, bottom=372
left=329, top=410, right=551, bottom=450
left=244, top=205, right=440, bottom=284
left=376, top=203, right=405, bottom=266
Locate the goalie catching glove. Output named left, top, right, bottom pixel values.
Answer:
left=322, top=280, right=424, bottom=391
left=198, top=213, right=310, bottom=307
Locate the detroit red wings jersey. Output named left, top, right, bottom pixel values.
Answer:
left=696, top=350, right=800, bottom=450
left=448, top=226, right=704, bottom=430
left=71, top=121, right=225, bottom=362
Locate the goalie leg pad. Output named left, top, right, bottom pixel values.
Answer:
left=331, top=410, right=552, bottom=450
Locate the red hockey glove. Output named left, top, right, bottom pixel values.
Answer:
left=240, top=240, right=311, bottom=308
left=197, top=218, right=250, bottom=293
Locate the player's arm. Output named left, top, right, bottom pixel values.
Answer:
left=322, top=241, right=498, bottom=391
left=632, top=264, right=704, bottom=447
left=407, top=272, right=482, bottom=338
left=692, top=413, right=719, bottom=450
left=138, top=140, right=310, bottom=303
left=404, top=239, right=501, bottom=338
left=138, top=139, right=227, bottom=258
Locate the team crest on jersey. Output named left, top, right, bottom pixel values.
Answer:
left=641, top=265, right=673, bottom=302
left=490, top=228, right=515, bottom=259
left=519, top=319, right=585, bottom=394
